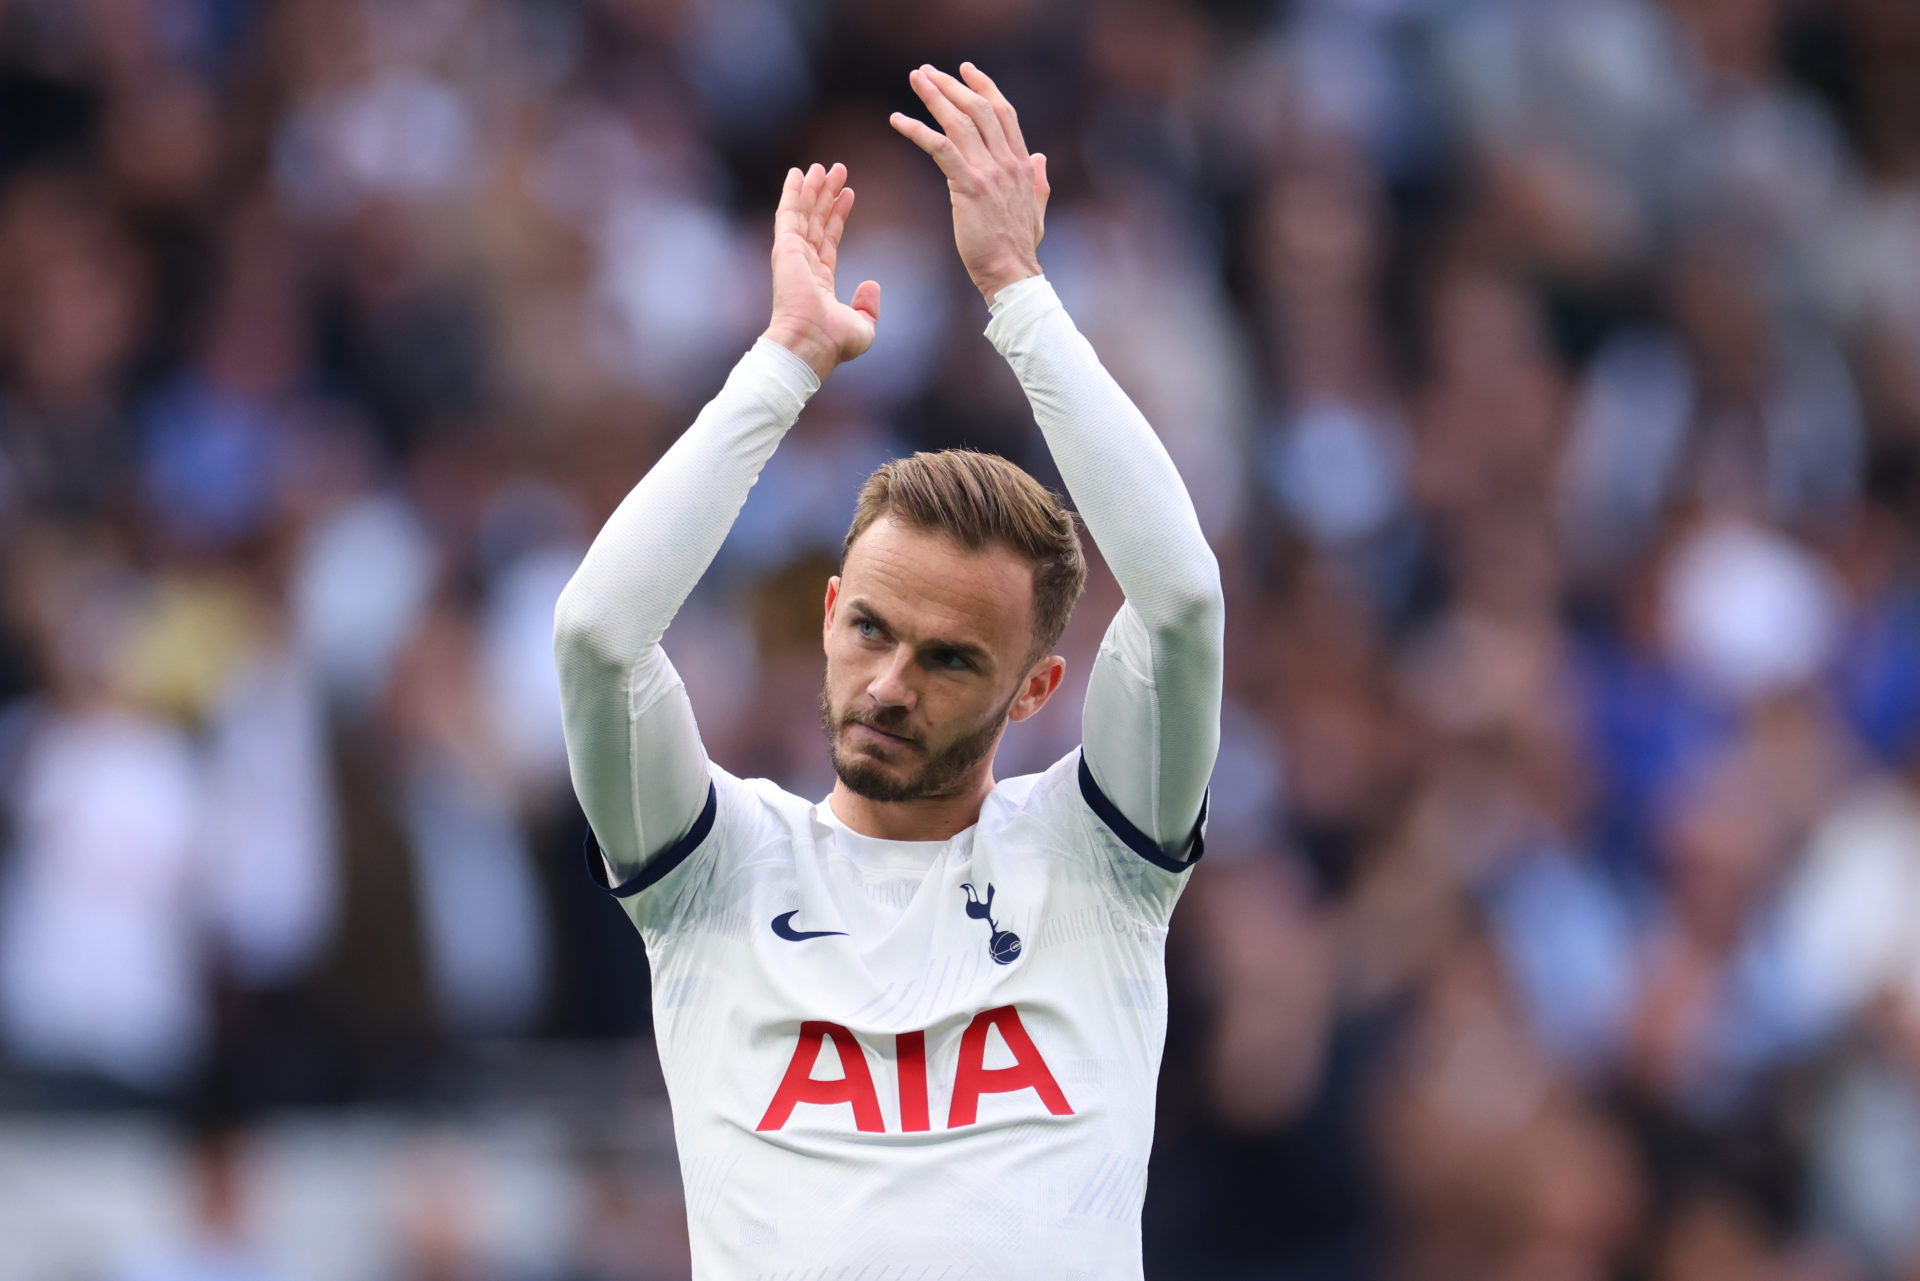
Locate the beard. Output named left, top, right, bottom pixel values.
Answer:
left=820, top=675, right=1017, bottom=804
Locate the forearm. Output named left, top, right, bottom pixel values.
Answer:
left=985, top=275, right=1224, bottom=847
left=553, top=338, right=820, bottom=662
left=553, top=337, right=819, bottom=868
left=984, top=276, right=1222, bottom=627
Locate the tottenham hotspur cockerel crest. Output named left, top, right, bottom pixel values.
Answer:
left=960, top=883, right=1021, bottom=965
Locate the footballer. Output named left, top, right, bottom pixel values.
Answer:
left=554, top=62, right=1223, bottom=1279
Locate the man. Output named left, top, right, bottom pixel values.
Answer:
left=554, top=63, right=1223, bottom=1279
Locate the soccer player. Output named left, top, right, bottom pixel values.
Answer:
left=554, top=63, right=1223, bottom=1278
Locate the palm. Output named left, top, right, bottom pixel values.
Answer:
left=765, top=163, right=881, bottom=374
left=771, top=229, right=869, bottom=356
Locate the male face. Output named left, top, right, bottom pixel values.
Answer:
left=821, top=517, right=1062, bottom=803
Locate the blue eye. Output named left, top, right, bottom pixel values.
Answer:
left=933, top=651, right=970, bottom=671
left=856, top=620, right=879, bottom=639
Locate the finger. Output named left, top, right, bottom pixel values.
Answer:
left=910, top=65, right=988, bottom=163
left=800, top=163, right=826, bottom=242
left=956, top=62, right=1029, bottom=159
left=959, top=63, right=1028, bottom=158
left=821, top=186, right=855, bottom=269
left=889, top=111, right=965, bottom=179
left=811, top=162, right=846, bottom=247
left=1031, top=153, right=1050, bottom=222
left=850, top=278, right=881, bottom=324
left=774, top=167, right=804, bottom=238
left=926, top=64, right=1011, bottom=161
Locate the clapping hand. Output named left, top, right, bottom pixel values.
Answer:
left=890, top=63, right=1049, bottom=305
left=761, top=162, right=883, bottom=381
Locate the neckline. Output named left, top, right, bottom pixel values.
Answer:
left=813, top=798, right=973, bottom=871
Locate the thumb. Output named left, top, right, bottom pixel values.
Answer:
left=1030, top=154, right=1050, bottom=244
left=851, top=279, right=882, bottom=323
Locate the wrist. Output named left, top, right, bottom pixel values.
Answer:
left=762, top=320, right=839, bottom=382
left=973, top=256, right=1043, bottom=307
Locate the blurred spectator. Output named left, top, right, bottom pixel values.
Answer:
left=0, top=544, right=209, bottom=1096
left=387, top=598, right=551, bottom=1037
left=109, top=1121, right=292, bottom=1281
left=558, top=1147, right=693, bottom=1281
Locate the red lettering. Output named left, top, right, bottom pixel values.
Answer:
left=756, top=1021, right=884, bottom=1132
left=946, top=1005, right=1073, bottom=1128
left=896, top=1030, right=929, bottom=1132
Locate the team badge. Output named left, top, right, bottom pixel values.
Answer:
left=960, top=882, right=1022, bottom=965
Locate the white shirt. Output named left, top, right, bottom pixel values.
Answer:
left=610, top=752, right=1199, bottom=1278
left=555, top=276, right=1224, bottom=1279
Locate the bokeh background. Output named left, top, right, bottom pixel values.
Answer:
left=0, top=0, right=1917, bottom=1277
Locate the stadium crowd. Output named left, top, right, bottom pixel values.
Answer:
left=0, top=0, right=1917, bottom=1276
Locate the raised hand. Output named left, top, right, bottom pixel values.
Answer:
left=763, top=162, right=882, bottom=381
left=889, top=63, right=1049, bottom=305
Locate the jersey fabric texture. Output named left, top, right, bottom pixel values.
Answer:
left=554, top=275, right=1225, bottom=1279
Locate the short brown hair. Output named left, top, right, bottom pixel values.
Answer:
left=843, top=449, right=1087, bottom=659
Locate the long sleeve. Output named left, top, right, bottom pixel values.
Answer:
left=985, top=275, right=1225, bottom=852
left=553, top=338, right=820, bottom=876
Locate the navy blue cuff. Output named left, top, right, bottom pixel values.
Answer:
left=1077, top=751, right=1206, bottom=873
left=584, top=781, right=718, bottom=897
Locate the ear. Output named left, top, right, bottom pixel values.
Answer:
left=822, top=575, right=841, bottom=649
left=1007, top=655, right=1066, bottom=723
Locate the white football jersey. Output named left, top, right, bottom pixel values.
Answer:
left=592, top=748, right=1204, bottom=1280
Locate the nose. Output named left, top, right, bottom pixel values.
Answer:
left=866, top=645, right=918, bottom=713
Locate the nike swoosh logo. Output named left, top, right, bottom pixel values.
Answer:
left=771, top=911, right=847, bottom=942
